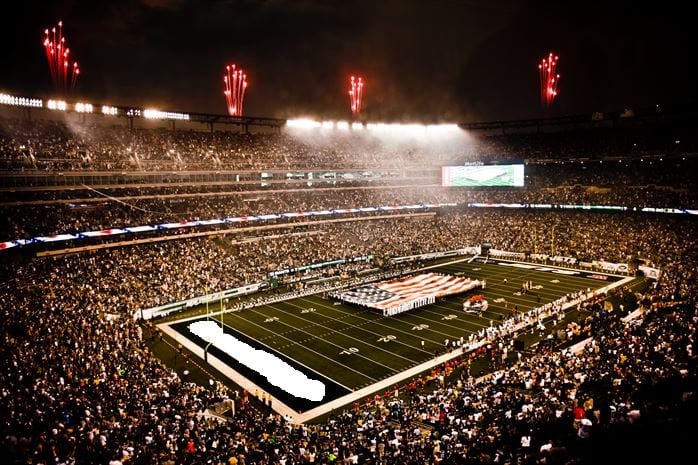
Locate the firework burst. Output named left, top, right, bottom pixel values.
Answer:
left=349, top=75, right=364, bottom=117
left=538, top=52, right=560, bottom=107
left=223, top=64, right=248, bottom=116
left=42, top=21, right=80, bottom=94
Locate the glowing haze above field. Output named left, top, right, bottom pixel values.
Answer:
left=283, top=121, right=472, bottom=163
left=3, top=0, right=696, bottom=122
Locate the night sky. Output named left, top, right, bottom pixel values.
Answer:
left=3, top=0, right=696, bottom=122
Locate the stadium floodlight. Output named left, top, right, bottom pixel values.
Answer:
left=286, top=120, right=463, bottom=138
left=101, top=105, right=118, bottom=116
left=426, top=124, right=460, bottom=133
left=0, top=93, right=43, bottom=108
left=285, top=118, right=321, bottom=129
left=143, top=109, right=189, bottom=120
left=47, top=99, right=67, bottom=111
left=74, top=102, right=93, bottom=113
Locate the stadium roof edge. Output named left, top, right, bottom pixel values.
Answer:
left=3, top=90, right=698, bottom=132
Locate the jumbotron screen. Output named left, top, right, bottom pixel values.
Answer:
left=442, top=164, right=525, bottom=187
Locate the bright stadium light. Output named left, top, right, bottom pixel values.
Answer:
left=101, top=105, right=118, bottom=116
left=47, top=99, right=67, bottom=111
left=0, top=93, right=43, bottom=108
left=285, top=118, right=321, bottom=129
left=426, top=124, right=460, bottom=133
left=74, top=102, right=93, bottom=113
left=286, top=119, right=463, bottom=137
left=143, top=109, right=190, bottom=120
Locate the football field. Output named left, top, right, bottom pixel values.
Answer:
left=160, top=257, right=631, bottom=421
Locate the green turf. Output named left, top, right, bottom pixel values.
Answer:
left=191, top=258, right=626, bottom=391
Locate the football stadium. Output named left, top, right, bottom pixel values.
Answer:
left=1, top=3, right=696, bottom=465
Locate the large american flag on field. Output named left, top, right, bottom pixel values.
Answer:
left=336, top=273, right=482, bottom=311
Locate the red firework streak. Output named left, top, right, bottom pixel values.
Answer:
left=42, top=21, right=80, bottom=94
left=223, top=64, right=248, bottom=116
left=349, top=75, right=364, bottom=116
left=538, top=52, right=560, bottom=106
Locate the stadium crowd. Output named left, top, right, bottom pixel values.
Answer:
left=1, top=207, right=696, bottom=464
left=1, top=159, right=696, bottom=243
left=1, top=114, right=696, bottom=171
left=2, top=209, right=691, bottom=309
left=1, top=111, right=696, bottom=464
left=2, top=112, right=696, bottom=245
